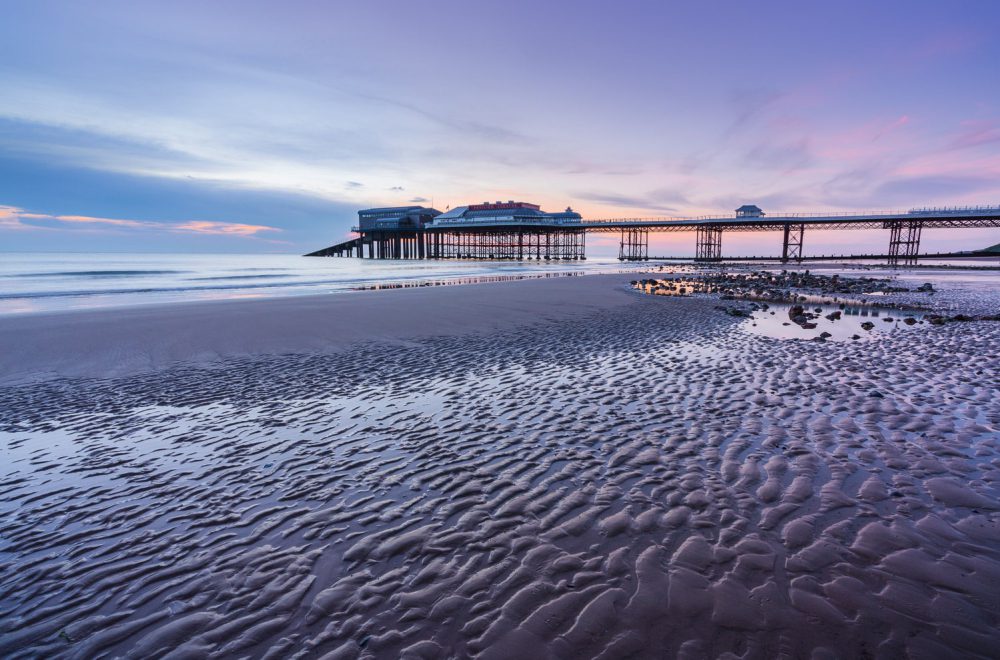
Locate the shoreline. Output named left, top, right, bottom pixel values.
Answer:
left=2, top=264, right=996, bottom=385
left=0, top=272, right=643, bottom=384
left=3, top=256, right=998, bottom=319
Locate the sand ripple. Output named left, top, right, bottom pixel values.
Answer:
left=1, top=289, right=999, bottom=658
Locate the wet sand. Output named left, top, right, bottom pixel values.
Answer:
left=1, top=272, right=999, bottom=658
left=0, top=274, right=634, bottom=385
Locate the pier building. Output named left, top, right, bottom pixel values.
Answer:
left=307, top=202, right=585, bottom=260
left=358, top=206, right=441, bottom=231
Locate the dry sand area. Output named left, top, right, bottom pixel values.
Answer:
left=1, top=272, right=999, bottom=659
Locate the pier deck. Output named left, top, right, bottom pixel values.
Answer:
left=307, top=205, right=1000, bottom=266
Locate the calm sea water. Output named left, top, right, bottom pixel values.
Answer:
left=0, top=253, right=653, bottom=315
left=1, top=253, right=996, bottom=316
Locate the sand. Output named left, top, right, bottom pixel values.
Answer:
left=0, top=274, right=633, bottom=384
left=1, top=271, right=999, bottom=659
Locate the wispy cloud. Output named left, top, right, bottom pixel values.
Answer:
left=947, top=119, right=1000, bottom=151
left=724, top=89, right=784, bottom=137
left=575, top=188, right=690, bottom=215
left=0, top=205, right=33, bottom=230
left=0, top=205, right=280, bottom=237
left=172, top=220, right=280, bottom=236
left=743, top=137, right=813, bottom=173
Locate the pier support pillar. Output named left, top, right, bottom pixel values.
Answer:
left=887, top=220, right=922, bottom=267
left=781, top=223, right=805, bottom=263
left=695, top=225, right=723, bottom=261
left=618, top=228, right=649, bottom=261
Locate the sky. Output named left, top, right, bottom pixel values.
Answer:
left=1, top=0, right=999, bottom=256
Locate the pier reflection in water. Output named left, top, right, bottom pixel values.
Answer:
left=632, top=278, right=928, bottom=342
left=742, top=302, right=926, bottom=341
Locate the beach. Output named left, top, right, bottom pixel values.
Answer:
left=1, top=270, right=999, bottom=658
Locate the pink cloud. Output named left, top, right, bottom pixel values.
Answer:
left=948, top=119, right=1000, bottom=150
left=817, top=115, right=914, bottom=161
left=173, top=221, right=279, bottom=236
left=873, top=115, right=910, bottom=141
left=0, top=205, right=39, bottom=231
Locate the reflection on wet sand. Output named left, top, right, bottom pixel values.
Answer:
left=1, top=271, right=999, bottom=658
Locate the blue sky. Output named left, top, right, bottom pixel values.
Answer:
left=1, top=0, right=999, bottom=255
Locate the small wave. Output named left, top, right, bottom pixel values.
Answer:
left=230, top=267, right=294, bottom=272
left=189, top=274, right=296, bottom=281
left=0, top=271, right=594, bottom=301
left=6, top=270, right=186, bottom=278
left=0, top=278, right=357, bottom=300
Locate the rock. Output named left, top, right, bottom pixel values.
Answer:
left=903, top=317, right=917, bottom=325
left=860, top=322, right=874, bottom=331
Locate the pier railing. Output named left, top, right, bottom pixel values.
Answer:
left=429, top=217, right=581, bottom=228
left=315, top=205, right=1000, bottom=265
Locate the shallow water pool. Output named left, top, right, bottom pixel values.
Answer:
left=740, top=301, right=927, bottom=341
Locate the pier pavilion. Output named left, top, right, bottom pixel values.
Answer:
left=307, top=202, right=586, bottom=260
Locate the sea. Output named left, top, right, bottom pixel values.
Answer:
left=0, top=252, right=996, bottom=316
left=0, top=253, right=652, bottom=316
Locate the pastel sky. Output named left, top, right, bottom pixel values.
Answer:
left=1, top=0, right=999, bottom=255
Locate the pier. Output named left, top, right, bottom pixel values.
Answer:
left=306, top=203, right=1000, bottom=266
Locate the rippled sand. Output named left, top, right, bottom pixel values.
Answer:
left=1, top=275, right=999, bottom=658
